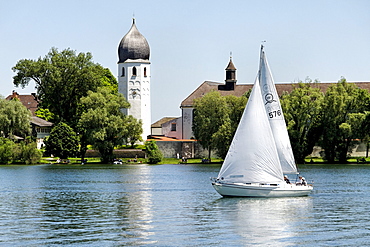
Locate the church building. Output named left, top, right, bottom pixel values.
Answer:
left=116, top=19, right=370, bottom=158
left=118, top=18, right=151, bottom=141
left=155, top=57, right=370, bottom=141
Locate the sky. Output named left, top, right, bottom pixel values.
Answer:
left=1, top=0, right=370, bottom=123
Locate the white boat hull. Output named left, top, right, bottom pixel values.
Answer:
left=212, top=182, right=313, bottom=197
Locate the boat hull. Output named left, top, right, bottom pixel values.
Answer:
left=212, top=182, right=313, bottom=197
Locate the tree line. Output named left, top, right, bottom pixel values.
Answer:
left=193, top=78, right=370, bottom=163
left=0, top=47, right=162, bottom=164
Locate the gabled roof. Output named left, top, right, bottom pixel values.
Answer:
left=6, top=92, right=39, bottom=115
left=31, top=116, right=53, bottom=127
left=181, top=81, right=251, bottom=107
left=151, top=117, right=179, bottom=128
left=181, top=81, right=370, bottom=108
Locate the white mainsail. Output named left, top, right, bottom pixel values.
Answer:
left=258, top=48, right=298, bottom=174
left=217, top=76, right=284, bottom=184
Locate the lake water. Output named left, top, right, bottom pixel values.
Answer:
left=0, top=163, right=369, bottom=246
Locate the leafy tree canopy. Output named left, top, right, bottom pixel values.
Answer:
left=79, top=87, right=142, bottom=163
left=280, top=80, right=324, bottom=163
left=12, top=47, right=118, bottom=129
left=44, top=122, right=79, bottom=159
left=145, top=140, right=163, bottom=164
left=0, top=137, right=17, bottom=164
left=320, top=77, right=370, bottom=162
left=0, top=97, right=31, bottom=139
left=0, top=137, right=41, bottom=164
left=193, top=91, right=248, bottom=159
left=35, top=108, right=54, bottom=122
left=125, top=115, right=143, bottom=147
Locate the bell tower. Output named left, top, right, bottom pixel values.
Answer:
left=218, top=55, right=237, bottom=91
left=118, top=18, right=151, bottom=141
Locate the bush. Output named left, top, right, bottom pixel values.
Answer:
left=44, top=122, right=79, bottom=159
left=19, top=141, right=42, bottom=164
left=0, top=137, right=42, bottom=164
left=145, top=140, right=163, bottom=164
left=0, top=138, right=16, bottom=164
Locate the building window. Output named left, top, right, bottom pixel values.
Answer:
left=171, top=123, right=177, bottom=131
left=121, top=67, right=125, bottom=77
left=132, top=67, right=137, bottom=76
left=144, top=67, right=147, bottom=77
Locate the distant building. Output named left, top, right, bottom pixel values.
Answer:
left=6, top=90, right=39, bottom=115
left=151, top=117, right=182, bottom=139
left=152, top=56, right=370, bottom=140
left=6, top=91, right=53, bottom=148
left=31, top=116, right=53, bottom=149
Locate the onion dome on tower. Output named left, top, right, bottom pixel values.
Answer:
left=118, top=18, right=150, bottom=63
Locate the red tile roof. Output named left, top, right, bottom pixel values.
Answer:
left=148, top=135, right=195, bottom=142
left=5, top=91, right=39, bottom=115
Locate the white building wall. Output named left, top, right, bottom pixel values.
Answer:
left=118, top=60, right=151, bottom=141
left=181, top=107, right=194, bottom=139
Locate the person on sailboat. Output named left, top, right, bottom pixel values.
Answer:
left=297, top=176, right=303, bottom=185
left=284, top=175, right=291, bottom=184
left=296, top=176, right=307, bottom=186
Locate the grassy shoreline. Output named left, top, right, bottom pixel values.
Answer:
left=36, top=157, right=370, bottom=165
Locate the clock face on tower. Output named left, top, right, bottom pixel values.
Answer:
left=129, top=88, right=141, bottom=99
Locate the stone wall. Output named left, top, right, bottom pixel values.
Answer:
left=155, top=141, right=213, bottom=158
left=309, top=142, right=369, bottom=158
left=84, top=141, right=219, bottom=159
left=85, top=149, right=146, bottom=158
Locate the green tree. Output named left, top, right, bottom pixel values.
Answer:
left=16, top=137, right=42, bottom=164
left=212, top=94, right=248, bottom=159
left=0, top=97, right=31, bottom=139
left=79, top=87, right=137, bottom=163
left=225, top=94, right=248, bottom=137
left=12, top=47, right=117, bottom=129
left=125, top=115, right=143, bottom=147
left=145, top=140, right=163, bottom=164
left=35, top=108, right=54, bottom=122
left=338, top=112, right=370, bottom=159
left=320, top=78, right=370, bottom=163
left=44, top=122, right=79, bottom=159
left=0, top=138, right=16, bottom=164
left=193, top=91, right=231, bottom=160
left=280, top=81, right=324, bottom=163
left=362, top=112, right=370, bottom=157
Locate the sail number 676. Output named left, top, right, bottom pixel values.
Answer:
left=268, top=110, right=281, bottom=118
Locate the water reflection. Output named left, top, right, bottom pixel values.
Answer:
left=214, top=197, right=313, bottom=246
left=0, top=165, right=159, bottom=246
left=2, top=164, right=370, bottom=246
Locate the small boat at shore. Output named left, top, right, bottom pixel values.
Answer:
left=212, top=45, right=313, bottom=197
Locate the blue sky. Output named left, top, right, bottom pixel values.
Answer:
left=1, top=0, right=369, bottom=122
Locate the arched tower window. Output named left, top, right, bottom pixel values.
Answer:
left=144, top=67, right=147, bottom=77
left=121, top=67, right=125, bottom=77
left=132, top=67, right=137, bottom=76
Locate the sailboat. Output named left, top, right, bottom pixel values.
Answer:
left=212, top=46, right=313, bottom=197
